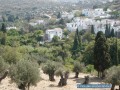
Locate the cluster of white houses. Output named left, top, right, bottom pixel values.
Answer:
left=66, top=17, right=120, bottom=33
left=5, top=8, right=119, bottom=42
left=82, top=8, right=111, bottom=18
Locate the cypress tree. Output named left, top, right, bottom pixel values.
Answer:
left=1, top=23, right=6, bottom=33
left=110, top=41, right=119, bottom=66
left=91, top=25, right=95, bottom=34
left=1, top=23, right=7, bottom=45
left=57, top=12, right=61, bottom=19
left=110, top=28, right=115, bottom=37
left=94, top=31, right=111, bottom=78
left=72, top=28, right=82, bottom=57
left=105, top=24, right=110, bottom=38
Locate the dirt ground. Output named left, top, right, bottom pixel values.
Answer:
left=0, top=70, right=116, bottom=90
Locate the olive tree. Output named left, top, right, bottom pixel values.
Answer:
left=55, top=67, right=69, bottom=86
left=42, top=61, right=62, bottom=81
left=104, top=66, right=120, bottom=90
left=9, top=60, right=40, bottom=90
left=73, top=61, right=84, bottom=78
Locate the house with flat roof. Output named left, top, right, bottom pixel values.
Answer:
left=45, top=28, right=63, bottom=42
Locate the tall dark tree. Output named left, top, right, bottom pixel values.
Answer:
left=8, top=15, right=15, bottom=22
left=110, top=28, right=115, bottom=37
left=72, top=28, right=82, bottom=57
left=110, top=41, right=119, bottom=66
left=91, top=25, right=95, bottom=34
left=1, top=23, right=6, bottom=33
left=59, top=18, right=65, bottom=25
left=94, top=31, right=111, bottom=78
left=1, top=23, right=7, bottom=45
left=105, top=24, right=111, bottom=38
left=57, top=12, right=61, bottom=19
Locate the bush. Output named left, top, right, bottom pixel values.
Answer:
left=9, top=60, right=40, bottom=90
left=52, top=36, right=59, bottom=42
left=85, top=64, right=94, bottom=73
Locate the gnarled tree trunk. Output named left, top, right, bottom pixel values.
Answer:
left=49, top=74, right=55, bottom=81
left=75, top=72, right=79, bottom=78
left=111, top=84, right=115, bottom=90
left=58, top=74, right=66, bottom=86
left=28, top=82, right=30, bottom=90
left=58, top=72, right=69, bottom=86
left=18, top=83, right=26, bottom=90
left=82, top=76, right=89, bottom=84
left=0, top=70, right=8, bottom=82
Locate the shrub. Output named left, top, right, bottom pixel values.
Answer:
left=85, top=64, right=94, bottom=73
left=9, top=60, right=40, bottom=90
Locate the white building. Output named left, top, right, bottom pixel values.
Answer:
left=45, top=28, right=63, bottom=42
left=66, top=17, right=94, bottom=31
left=82, top=8, right=111, bottom=18
left=61, top=12, right=74, bottom=19
left=36, top=20, right=45, bottom=24
left=82, top=9, right=94, bottom=17
left=29, top=20, right=45, bottom=26
left=6, top=26, right=17, bottom=30
left=93, top=19, right=120, bottom=34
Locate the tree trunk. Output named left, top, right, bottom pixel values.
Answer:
left=0, top=70, right=8, bottom=82
left=49, top=74, right=55, bottom=81
left=111, top=84, right=115, bottom=90
left=75, top=72, right=79, bottom=78
left=119, top=85, right=120, bottom=90
left=98, top=71, right=99, bottom=78
left=18, top=83, right=26, bottom=90
left=58, top=74, right=67, bottom=86
left=101, top=71, right=105, bottom=79
left=28, top=83, right=30, bottom=90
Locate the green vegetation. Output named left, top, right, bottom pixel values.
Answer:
left=0, top=15, right=120, bottom=89
left=42, top=61, right=62, bottom=81
left=94, top=31, right=111, bottom=78
left=104, top=66, right=120, bottom=90
left=73, top=61, right=84, bottom=78
left=9, top=60, right=40, bottom=90
left=55, top=67, right=69, bottom=86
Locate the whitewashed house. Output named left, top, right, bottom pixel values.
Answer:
left=94, top=8, right=105, bottom=17
left=82, top=9, right=94, bottom=17
left=82, top=8, right=111, bottom=18
left=6, top=26, right=17, bottom=30
left=61, top=12, right=74, bottom=19
left=29, top=20, right=45, bottom=26
left=45, top=28, right=63, bottom=42
left=36, top=20, right=45, bottom=24
left=93, top=19, right=120, bottom=34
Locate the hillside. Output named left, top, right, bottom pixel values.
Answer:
left=104, top=0, right=120, bottom=11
